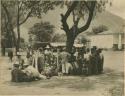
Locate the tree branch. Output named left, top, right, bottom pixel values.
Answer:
left=65, top=1, right=78, bottom=20
left=19, top=9, right=33, bottom=25
left=76, top=17, right=80, bottom=26
left=60, top=14, right=70, bottom=33
left=83, top=1, right=91, bottom=11
left=19, top=1, right=40, bottom=25
left=60, top=1, right=78, bottom=33
left=19, top=1, right=23, bottom=11
left=72, top=11, right=75, bottom=24
left=78, top=1, right=96, bottom=34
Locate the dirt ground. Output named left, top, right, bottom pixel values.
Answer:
left=0, top=51, right=124, bottom=96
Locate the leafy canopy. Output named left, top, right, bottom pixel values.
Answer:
left=29, top=21, right=55, bottom=42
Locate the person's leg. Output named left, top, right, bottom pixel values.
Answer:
left=62, top=64, right=65, bottom=74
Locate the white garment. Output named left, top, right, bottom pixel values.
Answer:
left=23, top=66, right=40, bottom=77
left=84, top=52, right=91, bottom=61
left=23, top=65, right=46, bottom=79
left=74, top=52, right=78, bottom=57
left=32, top=53, right=38, bottom=70
left=62, top=63, right=72, bottom=74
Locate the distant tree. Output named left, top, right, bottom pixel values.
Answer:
left=52, top=33, right=66, bottom=42
left=80, top=36, right=89, bottom=45
left=76, top=35, right=89, bottom=45
left=29, top=21, right=54, bottom=43
left=92, top=25, right=108, bottom=34
left=1, top=0, right=43, bottom=51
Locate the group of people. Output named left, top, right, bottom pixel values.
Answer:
left=8, top=45, right=104, bottom=82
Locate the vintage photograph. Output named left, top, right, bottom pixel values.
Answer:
left=0, top=0, right=124, bottom=96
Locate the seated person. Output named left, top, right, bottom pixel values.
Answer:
left=41, top=63, right=52, bottom=79
left=11, top=62, right=31, bottom=82
left=41, top=63, right=60, bottom=79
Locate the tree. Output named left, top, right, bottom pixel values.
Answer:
left=1, top=0, right=43, bottom=51
left=1, top=0, right=110, bottom=54
left=60, top=1, right=109, bottom=53
left=1, top=1, right=17, bottom=48
left=1, top=1, right=17, bottom=55
left=25, top=0, right=109, bottom=53
left=29, top=21, right=54, bottom=43
left=52, top=33, right=66, bottom=42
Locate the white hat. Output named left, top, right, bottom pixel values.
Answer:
left=46, top=45, right=50, bottom=49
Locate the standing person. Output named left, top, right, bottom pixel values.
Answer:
left=8, top=50, right=14, bottom=69
left=97, top=48, right=104, bottom=74
left=74, top=49, right=78, bottom=61
left=25, top=47, right=32, bottom=66
left=90, top=47, right=98, bottom=75
left=32, top=50, right=39, bottom=71
left=8, top=51, right=13, bottom=62
left=84, top=48, right=91, bottom=76
left=37, top=48, right=45, bottom=73
left=26, top=48, right=32, bottom=59
left=60, top=48, right=70, bottom=75
left=57, top=48, right=62, bottom=75
left=77, top=54, right=83, bottom=75
left=44, top=45, right=51, bottom=65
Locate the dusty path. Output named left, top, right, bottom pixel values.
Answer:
left=0, top=51, right=124, bottom=96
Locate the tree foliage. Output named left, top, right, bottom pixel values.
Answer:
left=52, top=33, right=66, bottom=42
left=58, top=0, right=110, bottom=53
left=1, top=0, right=64, bottom=51
left=29, top=21, right=55, bottom=42
left=1, top=0, right=111, bottom=53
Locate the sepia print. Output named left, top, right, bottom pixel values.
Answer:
left=0, top=0, right=124, bottom=96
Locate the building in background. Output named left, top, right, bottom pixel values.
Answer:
left=89, top=28, right=124, bottom=50
left=81, top=11, right=125, bottom=50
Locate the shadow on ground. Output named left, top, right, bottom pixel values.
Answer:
left=2, top=68, right=123, bottom=93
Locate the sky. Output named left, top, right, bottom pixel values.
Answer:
left=18, top=0, right=125, bottom=42
left=107, top=0, right=125, bottom=19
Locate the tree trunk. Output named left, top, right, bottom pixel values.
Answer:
left=66, top=33, right=75, bottom=54
left=16, top=3, right=20, bottom=52
left=1, top=2, right=17, bottom=53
